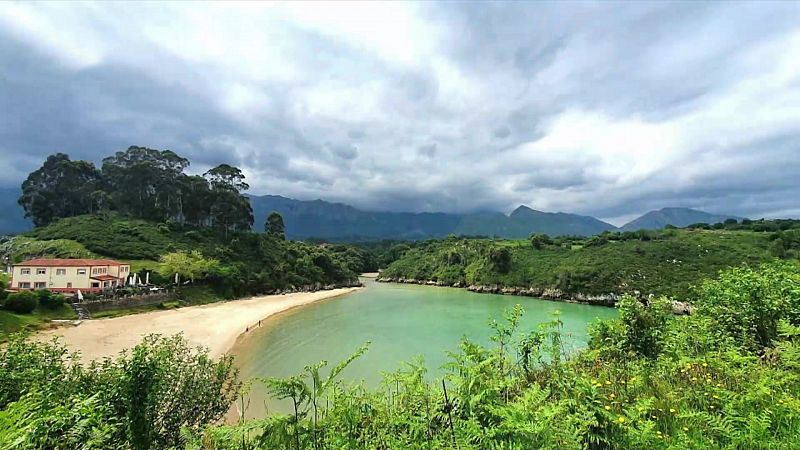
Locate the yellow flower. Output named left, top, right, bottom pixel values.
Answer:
left=683, top=427, right=689, bottom=432
left=713, top=395, right=720, bottom=399
left=691, top=377, right=698, bottom=381
left=702, top=363, right=708, bottom=367
left=609, top=393, right=616, bottom=399
left=716, top=383, right=723, bottom=387
left=618, top=416, right=626, bottom=423
left=651, top=415, right=657, bottom=419
left=606, top=380, right=612, bottom=385
left=669, top=408, right=676, bottom=413
left=605, top=405, right=611, bottom=410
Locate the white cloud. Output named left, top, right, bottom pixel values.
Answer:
left=1, top=1, right=799, bottom=220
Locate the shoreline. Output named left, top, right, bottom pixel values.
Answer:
left=37, top=287, right=362, bottom=362
left=375, top=277, right=693, bottom=314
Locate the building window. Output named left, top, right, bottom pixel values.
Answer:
left=18, top=282, right=30, bottom=289
left=92, top=267, right=107, bottom=275
left=36, top=268, right=46, bottom=275
left=56, top=268, right=66, bottom=275
left=34, top=282, right=46, bottom=289
left=78, top=269, right=87, bottom=275
left=67, top=282, right=72, bottom=288
left=21, top=268, right=30, bottom=275
left=91, top=282, right=100, bottom=288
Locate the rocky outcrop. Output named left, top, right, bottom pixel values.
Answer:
left=376, top=276, right=690, bottom=312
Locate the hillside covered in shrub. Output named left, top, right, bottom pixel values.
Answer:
left=379, top=225, right=800, bottom=300
left=0, top=213, right=375, bottom=336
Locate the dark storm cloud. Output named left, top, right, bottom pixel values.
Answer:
left=1, top=2, right=799, bottom=221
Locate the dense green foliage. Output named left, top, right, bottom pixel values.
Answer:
left=192, top=261, right=800, bottom=449
left=0, top=334, right=239, bottom=449
left=265, top=212, right=286, bottom=240
left=2, top=262, right=800, bottom=448
left=379, top=227, right=790, bottom=299
left=158, top=250, right=220, bottom=284
left=17, top=153, right=103, bottom=227
left=15, top=214, right=361, bottom=297
left=2, top=291, right=37, bottom=314
left=18, top=147, right=253, bottom=231
left=0, top=210, right=365, bottom=339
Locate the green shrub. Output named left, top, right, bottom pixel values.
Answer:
left=0, top=278, right=7, bottom=306
left=695, top=261, right=800, bottom=350
left=38, top=291, right=65, bottom=309
left=590, top=294, right=672, bottom=358
left=3, top=292, right=37, bottom=314
left=0, top=334, right=240, bottom=449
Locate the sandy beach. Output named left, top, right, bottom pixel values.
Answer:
left=37, top=287, right=361, bottom=362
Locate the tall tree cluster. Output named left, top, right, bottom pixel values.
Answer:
left=18, top=146, right=254, bottom=231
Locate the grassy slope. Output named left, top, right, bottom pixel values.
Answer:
left=0, top=305, right=78, bottom=339
left=381, top=229, right=776, bottom=299
left=1, top=213, right=362, bottom=338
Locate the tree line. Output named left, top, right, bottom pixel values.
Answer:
left=18, top=146, right=254, bottom=231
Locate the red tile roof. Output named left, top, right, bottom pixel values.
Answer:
left=90, top=274, right=120, bottom=281
left=15, top=258, right=126, bottom=267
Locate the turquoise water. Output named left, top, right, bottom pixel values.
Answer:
left=232, top=278, right=617, bottom=417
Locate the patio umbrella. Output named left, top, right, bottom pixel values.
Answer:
left=77, top=290, right=83, bottom=301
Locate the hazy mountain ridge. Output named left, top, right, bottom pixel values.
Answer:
left=250, top=196, right=617, bottom=240
left=620, top=207, right=743, bottom=231
left=1, top=188, right=744, bottom=240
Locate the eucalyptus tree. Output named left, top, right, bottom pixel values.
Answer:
left=18, top=153, right=102, bottom=226
left=204, top=164, right=254, bottom=233
left=101, top=146, right=190, bottom=222
left=266, top=211, right=286, bottom=240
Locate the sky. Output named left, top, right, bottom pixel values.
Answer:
left=1, top=2, right=799, bottom=225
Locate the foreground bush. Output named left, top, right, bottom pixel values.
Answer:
left=0, top=334, right=240, bottom=450
left=35, top=290, right=65, bottom=309
left=2, top=291, right=37, bottom=314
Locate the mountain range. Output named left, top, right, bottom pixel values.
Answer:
left=0, top=187, right=743, bottom=240
left=248, top=195, right=742, bottom=241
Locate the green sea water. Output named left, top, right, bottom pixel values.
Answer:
left=232, top=278, right=617, bottom=417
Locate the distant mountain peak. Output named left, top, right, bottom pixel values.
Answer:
left=621, top=207, right=743, bottom=231
left=511, top=205, right=536, bottom=215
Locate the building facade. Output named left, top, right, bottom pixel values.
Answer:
left=10, top=258, right=131, bottom=293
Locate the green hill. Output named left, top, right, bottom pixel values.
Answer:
left=379, top=227, right=798, bottom=300
left=1, top=213, right=369, bottom=336
left=621, top=207, right=742, bottom=231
